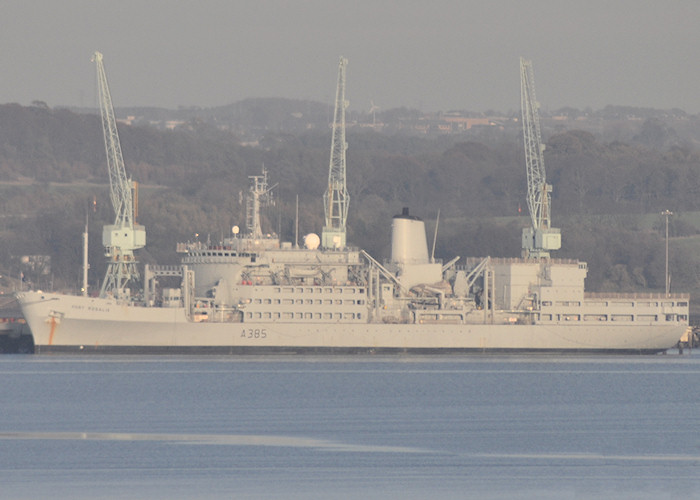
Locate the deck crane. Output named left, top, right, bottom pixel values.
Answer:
left=322, top=56, right=349, bottom=250
left=93, top=52, right=146, bottom=299
left=520, top=57, right=561, bottom=259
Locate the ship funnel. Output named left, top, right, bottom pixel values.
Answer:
left=391, top=208, right=430, bottom=265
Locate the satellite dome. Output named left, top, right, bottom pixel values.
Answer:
left=304, top=233, right=320, bottom=250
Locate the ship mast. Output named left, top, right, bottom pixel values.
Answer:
left=82, top=213, right=89, bottom=296
left=520, top=57, right=560, bottom=259
left=322, top=56, right=349, bottom=249
left=93, top=52, right=146, bottom=298
left=246, top=165, right=276, bottom=239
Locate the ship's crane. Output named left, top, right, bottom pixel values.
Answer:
left=322, top=56, right=349, bottom=249
left=93, top=52, right=146, bottom=298
left=520, top=57, right=560, bottom=259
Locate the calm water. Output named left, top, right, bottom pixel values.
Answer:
left=1, top=354, right=700, bottom=499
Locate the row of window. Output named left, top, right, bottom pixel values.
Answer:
left=542, top=300, right=687, bottom=308
left=189, top=250, right=255, bottom=258
left=245, top=311, right=362, bottom=320
left=273, top=287, right=364, bottom=295
left=539, top=313, right=687, bottom=322
left=250, top=298, right=365, bottom=306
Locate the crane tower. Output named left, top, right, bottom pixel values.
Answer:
left=520, top=57, right=560, bottom=259
left=322, top=57, right=349, bottom=249
left=93, top=52, right=146, bottom=298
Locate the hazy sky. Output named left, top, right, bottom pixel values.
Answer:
left=2, top=0, right=699, bottom=113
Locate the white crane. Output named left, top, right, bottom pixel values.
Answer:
left=322, top=56, right=349, bottom=249
left=93, top=52, right=146, bottom=298
left=520, top=57, right=560, bottom=259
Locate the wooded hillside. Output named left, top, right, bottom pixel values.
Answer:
left=1, top=102, right=700, bottom=314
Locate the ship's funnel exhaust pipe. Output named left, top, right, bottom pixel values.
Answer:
left=391, top=208, right=430, bottom=265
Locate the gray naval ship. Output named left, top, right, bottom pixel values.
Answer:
left=15, top=55, right=690, bottom=354
left=16, top=165, right=689, bottom=354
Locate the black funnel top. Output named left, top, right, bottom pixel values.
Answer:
left=393, top=207, right=421, bottom=221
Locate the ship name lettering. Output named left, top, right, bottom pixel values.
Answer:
left=241, top=328, right=267, bottom=339
left=71, top=304, right=110, bottom=313
left=87, top=306, right=110, bottom=312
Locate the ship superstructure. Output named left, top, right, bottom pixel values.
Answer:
left=14, top=56, right=690, bottom=354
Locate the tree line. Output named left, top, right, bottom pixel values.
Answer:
left=1, top=103, right=699, bottom=303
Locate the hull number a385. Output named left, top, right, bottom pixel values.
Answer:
left=241, top=328, right=267, bottom=339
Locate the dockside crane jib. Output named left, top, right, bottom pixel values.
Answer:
left=322, top=56, right=349, bottom=250
left=519, top=57, right=561, bottom=260
left=93, top=51, right=146, bottom=299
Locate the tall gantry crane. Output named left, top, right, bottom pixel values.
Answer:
left=322, top=56, right=349, bottom=249
left=520, top=57, right=560, bottom=259
left=93, top=52, right=146, bottom=298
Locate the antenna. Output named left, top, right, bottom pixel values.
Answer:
left=295, top=194, right=299, bottom=249
left=82, top=212, right=89, bottom=297
left=431, top=209, right=440, bottom=263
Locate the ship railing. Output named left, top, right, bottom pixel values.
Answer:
left=146, top=265, right=183, bottom=277
left=585, top=292, right=690, bottom=300
left=176, top=241, right=205, bottom=253
left=462, top=257, right=582, bottom=267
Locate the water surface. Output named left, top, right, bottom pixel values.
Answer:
left=1, top=354, right=699, bottom=499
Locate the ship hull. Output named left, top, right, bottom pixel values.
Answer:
left=17, top=291, right=685, bottom=355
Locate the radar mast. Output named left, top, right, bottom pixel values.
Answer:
left=246, top=165, right=276, bottom=240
